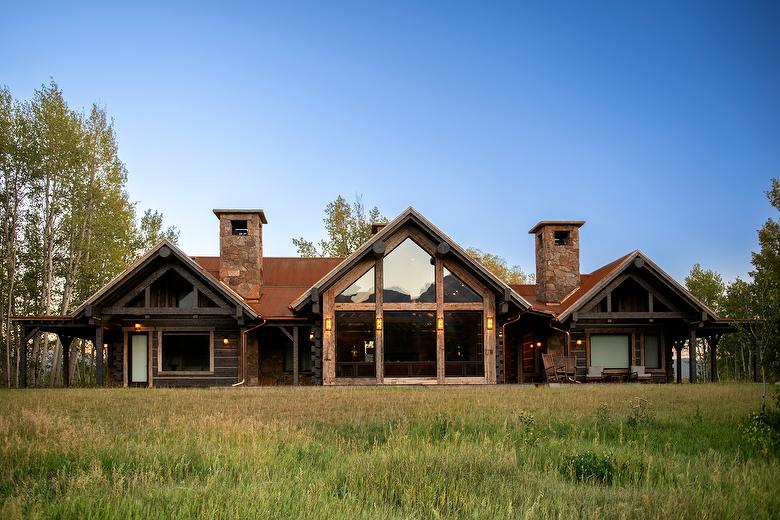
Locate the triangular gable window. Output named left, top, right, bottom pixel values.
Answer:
left=150, top=270, right=195, bottom=308
left=383, top=238, right=435, bottom=303
left=336, top=267, right=375, bottom=303
left=443, top=267, right=482, bottom=303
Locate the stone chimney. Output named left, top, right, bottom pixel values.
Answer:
left=213, top=209, right=267, bottom=301
left=529, top=221, right=585, bottom=303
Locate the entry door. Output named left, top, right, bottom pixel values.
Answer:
left=130, top=334, right=148, bottom=383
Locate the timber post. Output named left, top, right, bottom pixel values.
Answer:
left=709, top=334, right=720, bottom=382
left=675, top=342, right=682, bottom=384
left=688, top=329, right=697, bottom=384
left=19, top=326, right=27, bottom=388
left=61, top=335, right=73, bottom=388
left=95, top=326, right=104, bottom=387
left=292, top=326, right=299, bottom=386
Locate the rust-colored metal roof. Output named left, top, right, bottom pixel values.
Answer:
left=192, top=256, right=343, bottom=319
left=510, top=253, right=632, bottom=316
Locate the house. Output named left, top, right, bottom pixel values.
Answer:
left=15, top=207, right=733, bottom=387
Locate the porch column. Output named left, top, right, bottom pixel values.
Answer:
left=95, top=327, right=104, bottom=387
left=688, top=330, right=697, bottom=384
left=292, top=327, right=299, bottom=386
left=675, top=342, right=682, bottom=384
left=61, top=335, right=73, bottom=388
left=19, top=327, right=27, bottom=388
left=709, top=334, right=720, bottom=382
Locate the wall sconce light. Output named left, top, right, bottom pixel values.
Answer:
left=223, top=338, right=230, bottom=346
left=103, top=343, right=108, bottom=350
left=575, top=339, right=583, bottom=346
left=486, top=317, right=494, bottom=330
left=536, top=341, right=543, bottom=348
left=437, top=317, right=444, bottom=331
left=134, top=323, right=142, bottom=331
left=309, top=330, right=315, bottom=341
left=375, top=317, right=382, bottom=331
left=325, top=318, right=332, bottom=331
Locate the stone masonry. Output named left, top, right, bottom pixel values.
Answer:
left=531, top=221, right=584, bottom=303
left=214, top=209, right=266, bottom=301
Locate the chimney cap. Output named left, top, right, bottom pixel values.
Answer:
left=213, top=209, right=268, bottom=224
left=528, top=220, right=585, bottom=234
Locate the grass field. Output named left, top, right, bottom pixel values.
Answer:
left=0, top=384, right=778, bottom=519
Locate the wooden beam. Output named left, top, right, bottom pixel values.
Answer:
left=293, top=327, right=299, bottom=386
left=102, top=307, right=234, bottom=315
left=60, top=335, right=74, bottom=387
left=675, top=343, right=682, bottom=384
left=375, top=257, right=384, bottom=384
left=112, top=264, right=173, bottom=308
left=709, top=333, right=721, bottom=382
left=578, top=311, right=687, bottom=319
left=279, top=326, right=293, bottom=342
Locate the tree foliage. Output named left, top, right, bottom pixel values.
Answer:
left=466, top=248, right=533, bottom=285
left=0, top=81, right=177, bottom=387
left=293, top=195, right=386, bottom=257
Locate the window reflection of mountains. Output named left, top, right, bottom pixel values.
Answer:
left=337, top=275, right=480, bottom=304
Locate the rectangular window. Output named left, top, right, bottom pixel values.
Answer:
left=644, top=334, right=661, bottom=369
left=444, top=311, right=484, bottom=377
left=335, top=311, right=376, bottom=378
left=590, top=334, right=630, bottom=369
left=383, top=311, right=436, bottom=377
left=161, top=332, right=211, bottom=372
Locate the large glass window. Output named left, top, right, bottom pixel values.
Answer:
left=383, top=311, right=436, bottom=377
left=590, top=334, right=630, bottom=369
left=383, top=239, right=435, bottom=303
left=161, top=332, right=211, bottom=372
left=444, top=312, right=484, bottom=377
left=336, top=267, right=375, bottom=303
left=644, top=334, right=660, bottom=369
left=443, top=268, right=482, bottom=303
left=335, top=312, right=376, bottom=378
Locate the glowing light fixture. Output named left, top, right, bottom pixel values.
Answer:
left=134, top=323, right=142, bottom=331
left=223, top=338, right=230, bottom=345
left=576, top=339, right=583, bottom=346
left=486, top=317, right=494, bottom=330
left=376, top=318, right=383, bottom=331
left=325, top=318, right=332, bottom=331
left=536, top=341, right=543, bottom=348
left=437, top=317, right=444, bottom=331
left=309, top=330, right=315, bottom=341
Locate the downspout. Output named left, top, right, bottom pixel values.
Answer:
left=549, top=320, right=570, bottom=357
left=232, top=320, right=266, bottom=387
left=501, top=311, right=527, bottom=384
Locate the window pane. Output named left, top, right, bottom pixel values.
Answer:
left=383, top=311, right=436, bottom=377
left=161, top=333, right=210, bottom=371
left=383, top=239, right=435, bottom=303
left=590, top=334, right=629, bottom=368
left=445, top=312, right=484, bottom=377
left=336, top=267, right=375, bottom=303
left=645, top=334, right=660, bottom=369
left=335, top=311, right=376, bottom=378
left=443, top=267, right=482, bottom=303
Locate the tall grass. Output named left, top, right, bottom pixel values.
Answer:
left=0, top=384, right=777, bottom=519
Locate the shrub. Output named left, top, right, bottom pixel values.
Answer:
left=561, top=451, right=615, bottom=485
left=740, top=389, right=780, bottom=457
left=626, top=397, right=653, bottom=428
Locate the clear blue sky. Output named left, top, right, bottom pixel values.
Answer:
left=2, top=1, right=778, bottom=283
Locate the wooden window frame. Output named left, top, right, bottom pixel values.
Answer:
left=156, top=327, right=215, bottom=376
left=123, top=326, right=153, bottom=388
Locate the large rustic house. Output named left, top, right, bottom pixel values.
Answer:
left=16, top=207, right=733, bottom=387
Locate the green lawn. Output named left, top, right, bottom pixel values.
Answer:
left=0, top=384, right=777, bottom=519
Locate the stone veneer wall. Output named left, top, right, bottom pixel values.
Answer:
left=217, top=212, right=263, bottom=300
left=535, top=224, right=581, bottom=303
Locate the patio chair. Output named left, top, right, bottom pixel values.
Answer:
left=541, top=353, right=560, bottom=383
left=563, top=356, right=580, bottom=383
left=630, top=365, right=653, bottom=382
left=586, top=366, right=604, bottom=382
